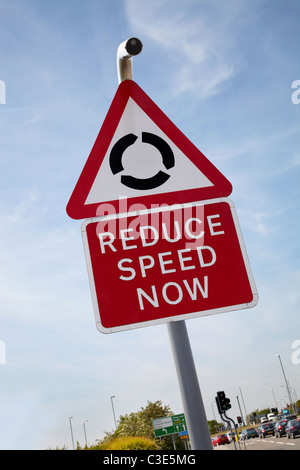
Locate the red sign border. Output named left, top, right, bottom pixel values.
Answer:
left=81, top=198, right=258, bottom=334
left=67, top=81, right=232, bottom=220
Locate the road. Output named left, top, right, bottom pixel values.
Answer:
left=214, top=435, right=300, bottom=451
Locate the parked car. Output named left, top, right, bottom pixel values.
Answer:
left=258, top=423, right=274, bottom=438
left=226, top=431, right=236, bottom=443
left=274, top=420, right=288, bottom=437
left=256, top=425, right=262, bottom=434
left=212, top=434, right=229, bottom=446
left=286, top=419, right=300, bottom=439
left=283, top=414, right=297, bottom=423
left=239, top=428, right=258, bottom=440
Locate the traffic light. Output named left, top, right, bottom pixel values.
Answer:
left=215, top=395, right=223, bottom=414
left=237, top=416, right=242, bottom=424
left=225, top=397, right=231, bottom=411
left=216, top=391, right=231, bottom=413
left=216, top=391, right=226, bottom=412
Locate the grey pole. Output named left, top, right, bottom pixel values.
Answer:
left=116, top=38, right=212, bottom=450
left=83, top=420, right=88, bottom=447
left=117, top=37, right=143, bottom=83
left=110, top=395, right=117, bottom=429
left=236, top=395, right=245, bottom=426
left=69, top=416, right=75, bottom=450
left=277, top=354, right=295, bottom=413
left=167, top=321, right=212, bottom=450
left=270, top=388, right=278, bottom=411
left=238, top=386, right=248, bottom=422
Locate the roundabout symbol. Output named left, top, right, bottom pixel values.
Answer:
left=109, top=132, right=175, bottom=190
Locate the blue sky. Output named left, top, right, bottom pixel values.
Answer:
left=0, top=0, right=300, bottom=450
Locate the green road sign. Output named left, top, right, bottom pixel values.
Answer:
left=153, top=413, right=187, bottom=438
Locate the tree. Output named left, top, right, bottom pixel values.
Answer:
left=102, top=400, right=185, bottom=450
left=208, top=419, right=223, bottom=434
left=258, top=408, right=271, bottom=417
left=246, top=408, right=271, bottom=424
left=117, top=400, right=172, bottom=438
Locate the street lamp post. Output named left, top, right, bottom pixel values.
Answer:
left=269, top=388, right=278, bottom=411
left=239, top=387, right=248, bottom=423
left=236, top=395, right=245, bottom=426
left=111, top=395, right=117, bottom=429
left=69, top=416, right=75, bottom=450
left=83, top=420, right=88, bottom=447
left=276, top=354, right=294, bottom=413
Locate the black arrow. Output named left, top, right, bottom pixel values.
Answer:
left=109, top=133, right=137, bottom=174
left=121, top=170, right=170, bottom=190
left=109, top=132, right=175, bottom=190
left=142, top=132, right=175, bottom=170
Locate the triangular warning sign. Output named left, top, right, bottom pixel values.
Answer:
left=66, top=80, right=232, bottom=219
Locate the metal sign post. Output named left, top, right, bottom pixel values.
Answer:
left=117, top=37, right=143, bottom=83
left=168, top=321, right=212, bottom=449
left=116, top=37, right=212, bottom=450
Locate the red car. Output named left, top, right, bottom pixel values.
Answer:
left=212, top=434, right=230, bottom=446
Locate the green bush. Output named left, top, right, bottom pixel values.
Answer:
left=97, top=436, right=161, bottom=450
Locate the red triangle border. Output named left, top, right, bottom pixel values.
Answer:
left=66, top=80, right=232, bottom=220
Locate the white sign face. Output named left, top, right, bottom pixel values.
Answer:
left=67, top=80, right=232, bottom=220
left=81, top=198, right=258, bottom=334
left=85, top=97, right=213, bottom=205
left=153, top=417, right=173, bottom=430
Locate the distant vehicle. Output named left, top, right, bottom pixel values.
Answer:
left=258, top=423, right=274, bottom=438
left=212, top=434, right=229, bottom=446
left=283, top=414, right=297, bottom=423
left=277, top=414, right=297, bottom=431
left=274, top=420, right=288, bottom=438
left=267, top=413, right=276, bottom=422
left=286, top=419, right=300, bottom=439
left=256, top=425, right=262, bottom=434
left=226, top=431, right=236, bottom=443
left=239, top=428, right=258, bottom=440
left=260, top=416, right=268, bottom=423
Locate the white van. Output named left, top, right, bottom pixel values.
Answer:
left=267, top=413, right=276, bottom=422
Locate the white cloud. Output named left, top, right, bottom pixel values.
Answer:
left=126, top=0, right=248, bottom=97
left=0, top=390, right=56, bottom=450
